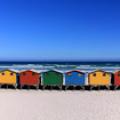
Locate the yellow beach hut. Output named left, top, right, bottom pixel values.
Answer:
left=88, top=70, right=111, bottom=86
left=0, top=69, right=18, bottom=88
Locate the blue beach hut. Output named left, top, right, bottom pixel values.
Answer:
left=65, top=70, right=86, bottom=86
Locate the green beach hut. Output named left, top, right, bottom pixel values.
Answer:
left=42, top=70, right=63, bottom=88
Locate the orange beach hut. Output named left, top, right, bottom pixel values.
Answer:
left=88, top=70, right=111, bottom=86
left=0, top=69, right=18, bottom=87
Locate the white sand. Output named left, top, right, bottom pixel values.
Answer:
left=0, top=90, right=119, bottom=120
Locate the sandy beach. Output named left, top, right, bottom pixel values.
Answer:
left=0, top=90, right=119, bottom=120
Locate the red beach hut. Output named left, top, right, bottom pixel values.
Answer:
left=114, top=71, right=120, bottom=86
left=19, top=70, right=40, bottom=88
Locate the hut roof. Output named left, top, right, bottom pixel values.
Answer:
left=0, top=69, right=18, bottom=73
left=88, top=69, right=111, bottom=74
left=114, top=70, right=120, bottom=73
left=65, top=70, right=85, bottom=74
left=19, top=69, right=40, bottom=73
left=43, top=69, right=64, bottom=74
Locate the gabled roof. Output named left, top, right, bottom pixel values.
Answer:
left=42, top=69, right=64, bottom=74
left=114, top=70, right=120, bottom=73
left=65, top=70, right=85, bottom=74
left=88, top=69, right=111, bottom=74
left=0, top=69, right=18, bottom=73
left=19, top=69, right=40, bottom=73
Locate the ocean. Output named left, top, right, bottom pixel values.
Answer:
left=0, top=61, right=120, bottom=72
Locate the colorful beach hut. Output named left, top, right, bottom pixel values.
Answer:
left=19, top=70, right=40, bottom=88
left=65, top=70, right=85, bottom=86
left=114, top=71, right=120, bottom=86
left=88, top=70, right=111, bottom=86
left=0, top=69, right=18, bottom=87
left=42, top=70, right=63, bottom=88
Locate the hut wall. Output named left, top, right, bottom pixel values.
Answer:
left=19, top=71, right=40, bottom=86
left=88, top=71, right=111, bottom=86
left=114, top=71, right=120, bottom=86
left=0, top=70, right=17, bottom=85
left=42, top=71, right=63, bottom=86
left=65, top=71, right=85, bottom=86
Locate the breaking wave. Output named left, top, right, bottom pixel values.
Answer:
left=0, top=63, right=120, bottom=72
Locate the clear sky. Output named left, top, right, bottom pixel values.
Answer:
left=0, top=0, right=120, bottom=61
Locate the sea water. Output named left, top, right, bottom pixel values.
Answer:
left=0, top=61, right=120, bottom=72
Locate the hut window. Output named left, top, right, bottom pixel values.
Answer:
left=32, top=72, right=35, bottom=76
left=45, top=73, right=48, bottom=75
left=23, top=73, right=26, bottom=76
left=67, top=73, right=71, bottom=76
left=78, top=73, right=82, bottom=76
left=103, top=73, right=106, bottom=77
left=1, top=73, right=5, bottom=75
left=118, top=73, right=120, bottom=77
left=10, top=72, right=14, bottom=76
left=93, top=73, right=96, bottom=77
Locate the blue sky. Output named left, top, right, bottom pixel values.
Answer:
left=0, top=0, right=120, bottom=61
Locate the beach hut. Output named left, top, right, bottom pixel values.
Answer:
left=0, top=69, right=18, bottom=88
left=19, top=70, right=40, bottom=88
left=65, top=70, right=86, bottom=87
left=42, top=70, right=63, bottom=88
left=114, top=71, right=120, bottom=86
left=88, top=70, right=111, bottom=87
